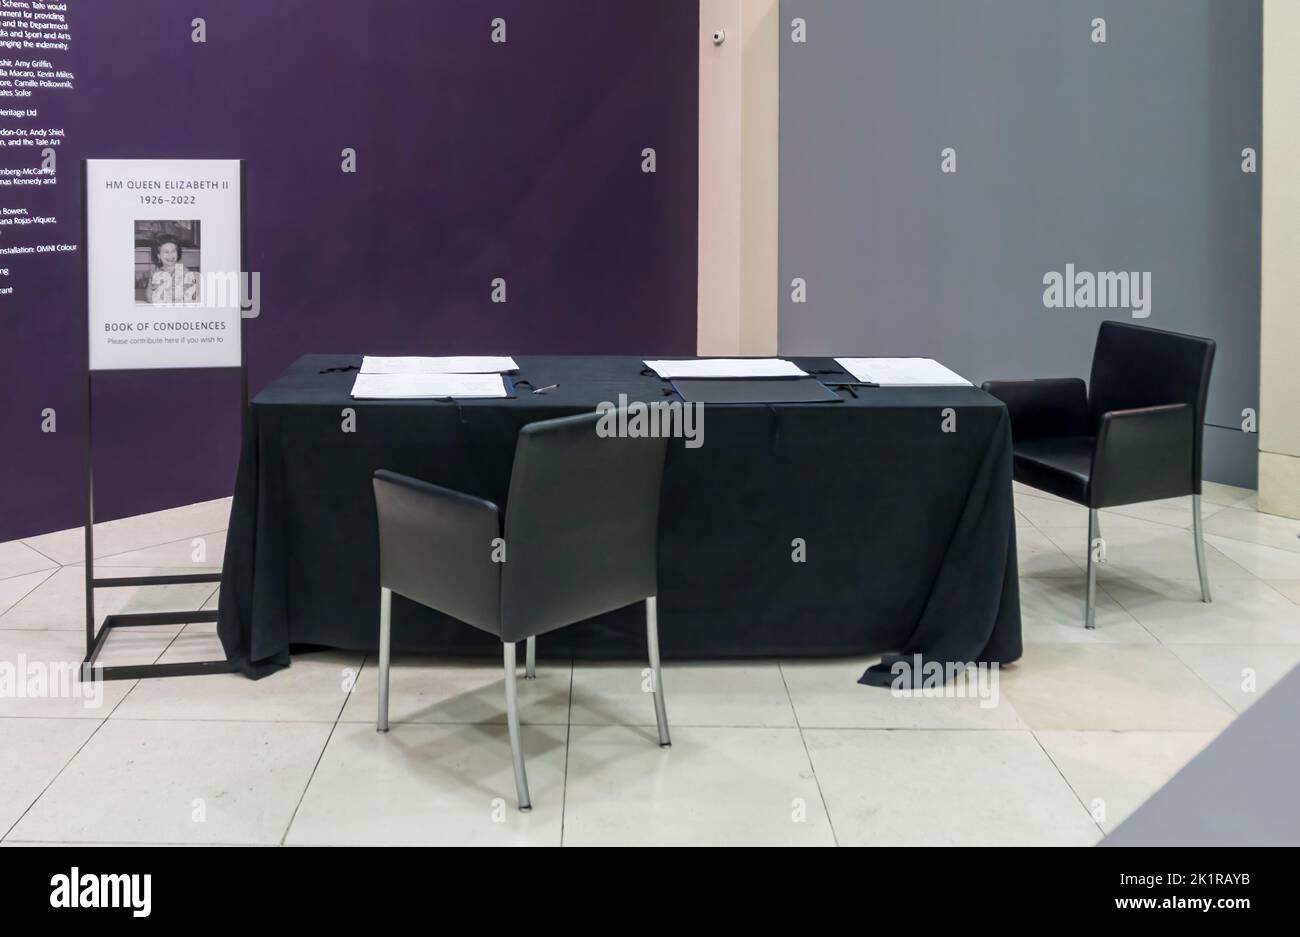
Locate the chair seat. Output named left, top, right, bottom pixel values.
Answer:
left=1012, top=435, right=1095, bottom=505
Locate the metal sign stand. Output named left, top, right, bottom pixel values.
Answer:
left=79, top=159, right=247, bottom=681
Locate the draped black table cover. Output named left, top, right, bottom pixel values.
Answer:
left=217, top=355, right=1021, bottom=682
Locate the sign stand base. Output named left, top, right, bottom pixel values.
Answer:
left=82, top=607, right=234, bottom=682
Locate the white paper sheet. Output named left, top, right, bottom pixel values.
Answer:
left=350, top=373, right=508, bottom=399
left=834, top=357, right=971, bottom=386
left=360, top=356, right=518, bottom=374
left=643, top=358, right=808, bottom=379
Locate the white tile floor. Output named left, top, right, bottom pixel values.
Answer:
left=1, top=485, right=1298, bottom=846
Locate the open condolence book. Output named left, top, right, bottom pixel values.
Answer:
left=643, top=358, right=808, bottom=379
left=835, top=357, right=971, bottom=386
left=350, top=372, right=508, bottom=399
left=360, top=356, right=518, bottom=374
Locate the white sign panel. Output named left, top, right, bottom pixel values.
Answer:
left=86, top=159, right=242, bottom=370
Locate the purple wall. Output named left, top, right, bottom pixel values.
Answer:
left=1, top=0, right=698, bottom=541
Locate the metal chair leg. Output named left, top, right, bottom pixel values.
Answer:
left=503, top=641, right=532, bottom=812
left=377, top=587, right=392, bottom=732
left=645, top=596, right=671, bottom=747
left=1085, top=510, right=1098, bottom=630
left=525, top=635, right=536, bottom=680
left=1193, top=493, right=1212, bottom=603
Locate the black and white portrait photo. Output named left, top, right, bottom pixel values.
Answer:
left=134, top=220, right=202, bottom=304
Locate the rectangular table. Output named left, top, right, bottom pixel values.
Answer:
left=217, top=355, right=1021, bottom=681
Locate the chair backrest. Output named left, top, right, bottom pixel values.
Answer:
left=1088, top=320, right=1215, bottom=487
left=500, top=411, right=667, bottom=642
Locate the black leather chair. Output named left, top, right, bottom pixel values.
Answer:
left=372, top=411, right=670, bottom=812
left=983, top=321, right=1216, bottom=629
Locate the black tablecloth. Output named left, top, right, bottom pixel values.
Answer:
left=217, top=355, right=1021, bottom=680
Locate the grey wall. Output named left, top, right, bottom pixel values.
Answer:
left=779, top=0, right=1261, bottom=486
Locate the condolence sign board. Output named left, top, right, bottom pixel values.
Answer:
left=86, top=159, right=242, bottom=371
